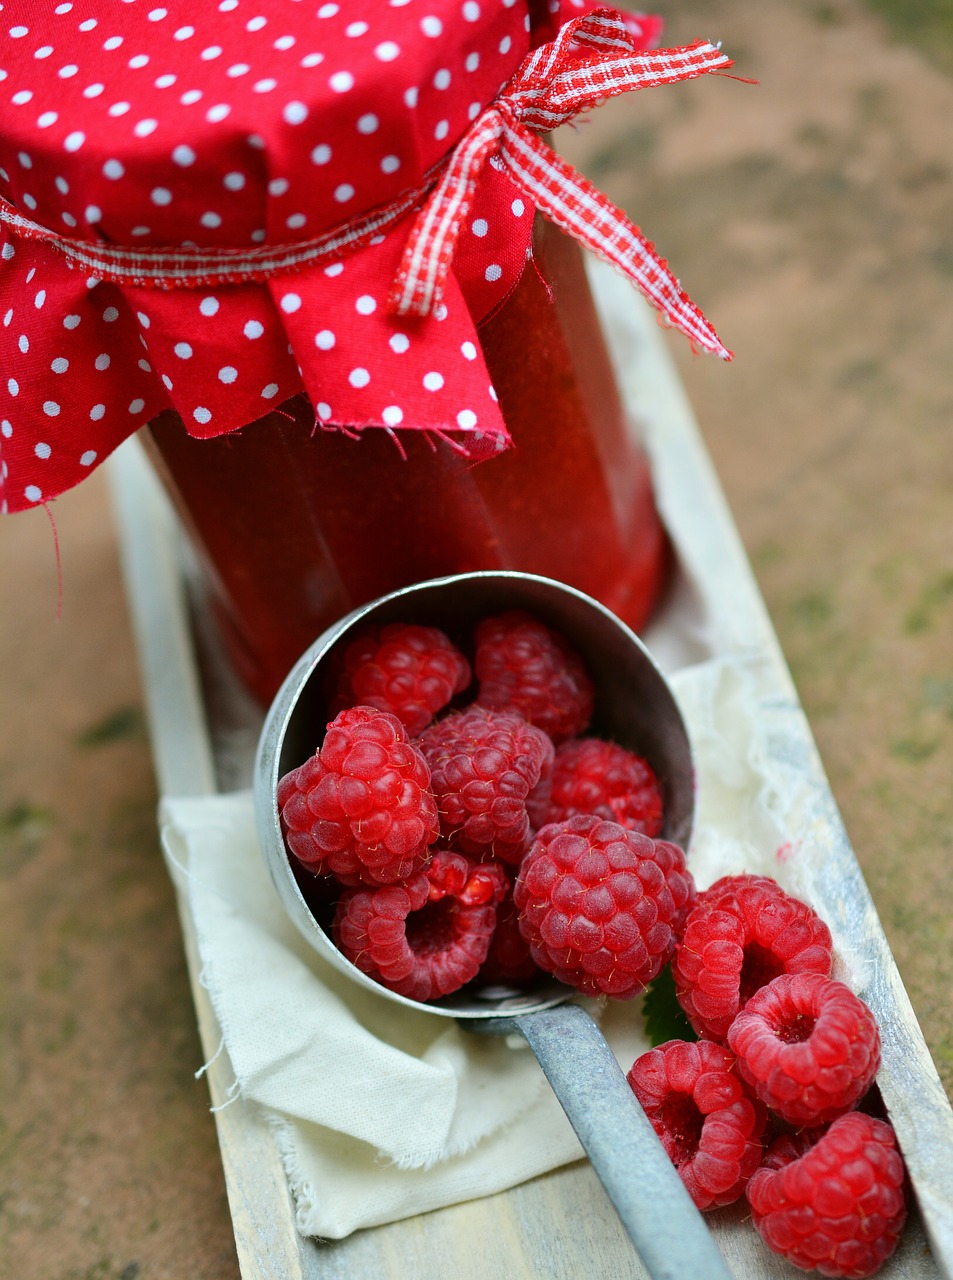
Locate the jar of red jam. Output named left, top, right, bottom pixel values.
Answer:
left=142, top=215, right=670, bottom=702
left=1, top=3, right=730, bottom=704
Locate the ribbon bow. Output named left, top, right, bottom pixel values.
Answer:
left=390, top=8, right=733, bottom=359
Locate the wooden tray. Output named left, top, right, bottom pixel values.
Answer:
left=107, top=262, right=953, bottom=1280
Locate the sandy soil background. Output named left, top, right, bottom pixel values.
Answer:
left=2, top=2, right=951, bottom=1276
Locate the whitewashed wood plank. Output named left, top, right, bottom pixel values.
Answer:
left=108, top=442, right=321, bottom=1280
left=108, top=441, right=218, bottom=800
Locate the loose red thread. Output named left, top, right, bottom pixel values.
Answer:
left=41, top=501, right=63, bottom=622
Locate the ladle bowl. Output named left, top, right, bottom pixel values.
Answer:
left=254, top=572, right=731, bottom=1280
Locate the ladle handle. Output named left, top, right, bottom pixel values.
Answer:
left=486, top=1002, right=733, bottom=1280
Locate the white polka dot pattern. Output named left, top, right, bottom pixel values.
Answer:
left=0, top=0, right=535, bottom=512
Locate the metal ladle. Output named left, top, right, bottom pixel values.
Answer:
left=253, top=571, right=732, bottom=1280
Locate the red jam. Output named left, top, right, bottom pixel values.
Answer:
left=143, top=221, right=671, bottom=705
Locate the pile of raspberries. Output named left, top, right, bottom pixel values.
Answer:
left=277, top=611, right=906, bottom=1279
left=630, top=875, right=906, bottom=1277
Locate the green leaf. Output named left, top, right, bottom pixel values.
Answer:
left=641, top=964, right=697, bottom=1047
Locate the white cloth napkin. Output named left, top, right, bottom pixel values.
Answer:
left=158, top=641, right=856, bottom=1239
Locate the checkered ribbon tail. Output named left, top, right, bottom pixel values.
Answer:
left=389, top=9, right=733, bottom=359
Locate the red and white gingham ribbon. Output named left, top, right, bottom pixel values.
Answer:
left=0, top=171, right=439, bottom=288
left=390, top=9, right=733, bottom=358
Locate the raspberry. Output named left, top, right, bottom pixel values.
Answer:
left=330, top=623, right=472, bottom=736
left=474, top=610, right=595, bottom=743
left=626, top=1039, right=767, bottom=1211
left=673, top=874, right=834, bottom=1041
left=727, top=973, right=881, bottom=1127
left=525, top=768, right=554, bottom=832
left=746, top=1114, right=907, bottom=1278
left=424, top=848, right=507, bottom=907
left=542, top=737, right=664, bottom=837
left=417, top=704, right=555, bottom=865
left=513, top=815, right=696, bottom=999
left=477, top=887, right=544, bottom=987
left=332, top=850, right=507, bottom=1002
left=278, top=706, right=438, bottom=886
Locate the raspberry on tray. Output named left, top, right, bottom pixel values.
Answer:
left=626, top=1039, right=767, bottom=1211
left=727, top=972, right=882, bottom=1127
left=673, top=873, right=835, bottom=1041
left=746, top=1113, right=907, bottom=1279
left=278, top=705, right=438, bottom=887
left=514, top=814, right=696, bottom=999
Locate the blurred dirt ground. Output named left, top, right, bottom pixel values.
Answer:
left=2, top=2, right=952, bottom=1276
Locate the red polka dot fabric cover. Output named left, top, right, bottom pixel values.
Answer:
left=0, top=1, right=662, bottom=514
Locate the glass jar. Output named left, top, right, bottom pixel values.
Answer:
left=143, top=218, right=671, bottom=705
